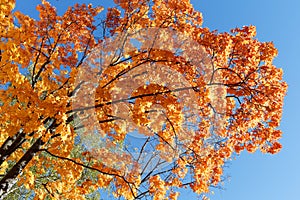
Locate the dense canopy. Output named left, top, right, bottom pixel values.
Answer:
left=0, top=0, right=287, bottom=199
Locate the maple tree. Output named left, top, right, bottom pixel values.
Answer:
left=0, top=0, right=287, bottom=199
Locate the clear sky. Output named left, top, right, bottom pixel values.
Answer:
left=190, top=1, right=300, bottom=200
left=14, top=0, right=300, bottom=200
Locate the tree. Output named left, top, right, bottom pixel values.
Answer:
left=0, top=0, right=287, bottom=199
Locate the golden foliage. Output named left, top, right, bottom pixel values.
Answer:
left=0, top=0, right=287, bottom=199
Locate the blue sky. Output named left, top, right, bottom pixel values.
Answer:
left=191, top=1, right=300, bottom=200
left=14, top=0, right=300, bottom=199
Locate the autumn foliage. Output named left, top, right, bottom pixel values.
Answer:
left=0, top=0, right=287, bottom=199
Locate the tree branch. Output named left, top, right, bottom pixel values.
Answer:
left=0, top=137, right=45, bottom=197
left=41, top=149, right=137, bottom=199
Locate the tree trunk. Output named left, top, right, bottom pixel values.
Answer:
left=0, top=137, right=44, bottom=197
left=0, top=130, right=26, bottom=166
